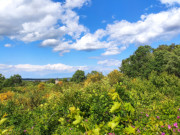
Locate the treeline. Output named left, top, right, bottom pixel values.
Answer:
left=0, top=74, right=22, bottom=89
left=120, top=44, right=180, bottom=78
left=0, top=44, right=180, bottom=135
left=0, top=44, right=179, bottom=88
left=67, top=44, right=180, bottom=84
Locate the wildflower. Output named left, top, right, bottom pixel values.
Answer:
left=31, top=126, right=34, bottom=129
left=157, top=116, right=160, bottom=119
left=179, top=108, right=180, bottom=111
left=85, top=119, right=88, bottom=122
left=108, top=133, right=115, bottom=135
left=168, top=125, right=171, bottom=129
left=141, top=112, right=143, bottom=114
left=161, top=132, right=165, bottom=135
left=146, top=114, right=149, bottom=117
left=137, top=128, right=140, bottom=133
left=161, top=126, right=164, bottom=128
left=70, top=128, right=73, bottom=130
left=174, top=123, right=178, bottom=128
left=173, top=129, right=176, bottom=132
left=24, top=130, right=27, bottom=133
left=177, top=116, right=180, bottom=119
left=178, top=129, right=180, bottom=132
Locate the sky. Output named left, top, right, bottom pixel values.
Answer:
left=0, top=0, right=180, bottom=78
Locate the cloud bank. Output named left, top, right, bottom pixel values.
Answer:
left=0, top=0, right=180, bottom=56
left=160, top=0, right=180, bottom=5
left=0, top=63, right=88, bottom=76
left=98, top=59, right=121, bottom=67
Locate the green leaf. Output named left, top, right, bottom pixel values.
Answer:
left=2, top=129, right=8, bottom=134
left=108, top=121, right=119, bottom=130
left=0, top=118, right=7, bottom=126
left=72, top=115, right=83, bottom=125
left=124, top=125, right=135, bottom=134
left=124, top=103, right=135, bottom=114
left=110, top=102, right=121, bottom=113
left=92, top=127, right=100, bottom=135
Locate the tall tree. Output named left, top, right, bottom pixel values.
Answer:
left=0, top=74, right=5, bottom=89
left=120, top=45, right=154, bottom=78
left=71, top=70, right=86, bottom=83
left=120, top=44, right=180, bottom=78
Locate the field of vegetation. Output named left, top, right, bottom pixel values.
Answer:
left=0, top=44, right=180, bottom=135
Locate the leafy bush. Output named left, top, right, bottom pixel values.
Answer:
left=108, top=70, right=124, bottom=86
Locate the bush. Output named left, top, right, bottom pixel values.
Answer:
left=108, top=70, right=124, bottom=86
left=84, top=72, right=103, bottom=86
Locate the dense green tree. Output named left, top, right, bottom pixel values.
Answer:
left=71, top=70, right=86, bottom=83
left=10, top=74, right=22, bottom=85
left=62, top=78, right=68, bottom=82
left=0, top=74, right=5, bottom=89
left=120, top=44, right=180, bottom=78
left=47, top=79, right=55, bottom=84
left=154, top=44, right=180, bottom=77
left=120, top=45, right=154, bottom=78
left=3, top=74, right=22, bottom=87
left=86, top=71, right=103, bottom=78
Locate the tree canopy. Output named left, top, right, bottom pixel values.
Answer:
left=71, top=70, right=86, bottom=83
left=120, top=44, right=180, bottom=78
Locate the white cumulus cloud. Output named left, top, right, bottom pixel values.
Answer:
left=54, top=5, right=180, bottom=56
left=1, top=0, right=180, bottom=57
left=0, top=0, right=88, bottom=42
left=98, top=59, right=121, bottom=67
left=160, top=0, right=180, bottom=5
left=0, top=63, right=88, bottom=75
left=64, top=0, right=90, bottom=9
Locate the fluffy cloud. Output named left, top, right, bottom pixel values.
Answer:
left=93, top=7, right=180, bottom=55
left=107, top=8, right=180, bottom=45
left=64, top=0, right=90, bottom=9
left=0, top=0, right=89, bottom=42
left=52, top=29, right=114, bottom=55
left=41, top=39, right=59, bottom=46
left=54, top=5, right=180, bottom=56
left=4, top=44, right=12, bottom=47
left=98, top=59, right=121, bottom=67
left=1, top=0, right=180, bottom=56
left=160, top=0, right=180, bottom=5
left=0, top=63, right=115, bottom=77
left=0, top=63, right=88, bottom=75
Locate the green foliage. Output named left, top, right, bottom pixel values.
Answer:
left=0, top=74, right=5, bottom=90
left=107, top=70, right=124, bottom=86
left=84, top=71, right=104, bottom=86
left=3, top=74, right=22, bottom=87
left=47, top=79, right=55, bottom=84
left=120, top=44, right=180, bottom=78
left=86, top=71, right=100, bottom=77
left=120, top=45, right=154, bottom=78
left=0, top=44, right=180, bottom=134
left=70, top=70, right=86, bottom=83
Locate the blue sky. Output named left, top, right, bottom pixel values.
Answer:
left=0, top=0, right=180, bottom=78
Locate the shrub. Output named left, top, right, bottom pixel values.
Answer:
left=84, top=72, right=103, bottom=86
left=108, top=70, right=124, bottom=86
